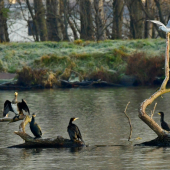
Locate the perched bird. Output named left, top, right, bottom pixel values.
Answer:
left=147, top=20, right=170, bottom=33
left=67, top=117, right=84, bottom=143
left=30, top=113, right=42, bottom=138
left=3, top=92, right=30, bottom=117
left=158, top=112, right=170, bottom=131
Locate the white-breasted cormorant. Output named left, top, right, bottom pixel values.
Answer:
left=67, top=117, right=84, bottom=143
left=30, top=113, right=42, bottom=138
left=158, top=112, right=170, bottom=131
left=3, top=92, right=30, bottom=117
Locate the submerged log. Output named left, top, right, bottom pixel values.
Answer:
left=135, top=135, right=170, bottom=147
left=10, top=131, right=85, bottom=148
left=60, top=79, right=122, bottom=88
left=5, top=116, right=85, bottom=148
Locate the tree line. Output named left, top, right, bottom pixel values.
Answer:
left=0, top=0, right=169, bottom=42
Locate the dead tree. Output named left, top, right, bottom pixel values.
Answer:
left=138, top=32, right=170, bottom=146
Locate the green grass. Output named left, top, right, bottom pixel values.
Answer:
left=0, top=39, right=167, bottom=86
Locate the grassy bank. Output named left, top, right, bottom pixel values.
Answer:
left=0, top=39, right=166, bottom=87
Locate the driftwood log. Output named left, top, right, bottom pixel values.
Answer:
left=10, top=131, right=84, bottom=148
left=138, top=33, right=170, bottom=146
left=1, top=115, right=85, bottom=148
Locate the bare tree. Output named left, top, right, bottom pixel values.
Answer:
left=34, top=0, right=48, bottom=41
left=125, top=0, right=143, bottom=39
left=94, top=0, right=106, bottom=41
left=46, top=0, right=63, bottom=41
left=139, top=33, right=170, bottom=146
left=0, top=0, right=9, bottom=42
left=112, top=0, right=124, bottom=39
left=79, top=0, right=94, bottom=40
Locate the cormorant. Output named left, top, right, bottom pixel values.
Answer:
left=3, top=92, right=30, bottom=117
left=30, top=113, right=42, bottom=138
left=67, top=117, right=84, bottom=143
left=158, top=112, right=170, bottom=131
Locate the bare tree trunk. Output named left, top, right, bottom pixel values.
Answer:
left=139, top=33, right=170, bottom=142
left=26, top=0, right=39, bottom=41
left=94, top=0, right=106, bottom=41
left=34, top=0, right=48, bottom=41
left=126, top=0, right=143, bottom=39
left=79, top=0, right=94, bottom=40
left=0, top=0, right=9, bottom=42
left=112, top=0, right=124, bottom=39
left=144, top=0, right=151, bottom=38
left=68, top=19, right=79, bottom=40
left=46, top=0, right=63, bottom=41
left=63, top=0, right=69, bottom=41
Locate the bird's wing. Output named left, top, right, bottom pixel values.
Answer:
left=37, top=124, right=42, bottom=136
left=148, top=20, right=166, bottom=27
left=162, top=122, right=170, bottom=131
left=74, top=125, right=83, bottom=140
left=3, top=100, right=13, bottom=117
left=17, top=99, right=30, bottom=114
left=67, top=125, right=77, bottom=140
left=166, top=20, right=170, bottom=28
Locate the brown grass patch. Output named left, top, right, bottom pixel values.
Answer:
left=126, top=52, right=164, bottom=85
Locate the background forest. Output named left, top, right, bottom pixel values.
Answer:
left=0, top=0, right=170, bottom=42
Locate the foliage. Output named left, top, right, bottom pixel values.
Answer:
left=17, top=66, right=49, bottom=86
left=73, top=39, right=83, bottom=45
left=1, top=8, right=10, bottom=18
left=0, top=40, right=168, bottom=86
left=88, top=66, right=120, bottom=83
left=0, top=59, right=5, bottom=72
left=126, top=52, right=165, bottom=85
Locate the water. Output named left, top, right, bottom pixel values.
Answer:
left=0, top=87, right=170, bottom=169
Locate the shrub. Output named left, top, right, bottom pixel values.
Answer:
left=74, top=39, right=83, bottom=45
left=17, top=66, right=49, bottom=86
left=88, top=66, right=120, bottom=83
left=126, top=52, right=164, bottom=85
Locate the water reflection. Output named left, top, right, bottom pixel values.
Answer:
left=0, top=87, right=170, bottom=169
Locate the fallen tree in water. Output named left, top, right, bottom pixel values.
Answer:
left=1, top=115, right=84, bottom=148
left=137, top=33, right=170, bottom=146
left=10, top=131, right=84, bottom=148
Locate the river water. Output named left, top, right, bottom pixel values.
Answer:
left=0, top=87, right=170, bottom=169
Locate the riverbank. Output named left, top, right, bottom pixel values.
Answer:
left=0, top=39, right=166, bottom=88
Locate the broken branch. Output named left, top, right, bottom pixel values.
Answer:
left=151, top=102, right=157, bottom=119
left=124, top=101, right=132, bottom=141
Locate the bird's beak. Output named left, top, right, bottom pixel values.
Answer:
left=74, top=117, right=79, bottom=121
left=158, top=113, right=161, bottom=115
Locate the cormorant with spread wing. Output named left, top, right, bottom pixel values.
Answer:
left=158, top=112, right=170, bottom=131
left=3, top=92, right=30, bottom=117
left=30, top=113, right=42, bottom=138
left=67, top=117, right=84, bottom=143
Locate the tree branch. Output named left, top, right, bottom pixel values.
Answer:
left=124, top=102, right=132, bottom=141
left=139, top=33, right=170, bottom=137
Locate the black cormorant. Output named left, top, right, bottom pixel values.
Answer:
left=30, top=113, right=42, bottom=138
left=67, top=117, right=84, bottom=143
left=3, top=92, right=30, bottom=117
left=158, top=112, right=170, bottom=131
